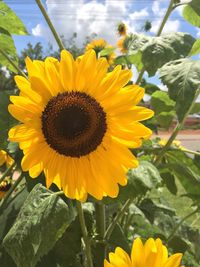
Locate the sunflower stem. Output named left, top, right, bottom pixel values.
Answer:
left=76, top=201, right=93, bottom=267
left=0, top=47, right=27, bottom=78
left=94, top=202, right=106, bottom=266
left=104, top=198, right=132, bottom=242
left=0, top=162, right=16, bottom=185
left=154, top=89, right=200, bottom=166
left=167, top=207, right=199, bottom=243
left=135, top=0, right=175, bottom=85
left=35, top=0, right=65, bottom=51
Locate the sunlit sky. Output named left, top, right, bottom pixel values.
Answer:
left=5, top=0, right=200, bottom=52
left=4, top=0, right=200, bottom=91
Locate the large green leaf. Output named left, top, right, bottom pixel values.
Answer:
left=159, top=58, right=200, bottom=121
left=119, top=161, right=162, bottom=200
left=3, top=184, right=74, bottom=267
left=0, top=90, right=17, bottom=149
left=141, top=32, right=195, bottom=76
left=0, top=0, right=28, bottom=35
left=0, top=27, right=18, bottom=72
left=183, top=0, right=200, bottom=27
left=189, top=38, right=200, bottom=56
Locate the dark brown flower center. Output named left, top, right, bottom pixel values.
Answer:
left=41, top=91, right=107, bottom=157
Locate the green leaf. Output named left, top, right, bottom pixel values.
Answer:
left=0, top=0, right=28, bottom=35
left=100, top=47, right=115, bottom=56
left=159, top=58, right=200, bottom=121
left=183, top=0, right=200, bottom=27
left=0, top=27, right=19, bottom=72
left=150, top=91, right=175, bottom=128
left=156, top=111, right=176, bottom=129
left=190, top=102, right=200, bottom=114
left=0, top=90, right=17, bottom=149
left=119, top=161, right=162, bottom=200
left=160, top=171, right=177, bottom=195
left=141, top=32, right=195, bottom=76
left=128, top=52, right=143, bottom=71
left=3, top=184, right=74, bottom=267
left=151, top=91, right=175, bottom=114
left=189, top=38, right=200, bottom=56
left=165, top=150, right=200, bottom=201
left=141, top=82, right=160, bottom=95
left=127, top=33, right=151, bottom=54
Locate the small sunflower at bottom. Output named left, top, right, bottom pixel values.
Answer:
left=8, top=49, right=153, bottom=201
left=0, top=150, right=14, bottom=168
left=104, top=237, right=184, bottom=267
left=159, top=139, right=185, bottom=150
left=86, top=38, right=116, bottom=65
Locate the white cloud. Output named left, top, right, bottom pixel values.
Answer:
left=32, top=0, right=137, bottom=48
left=150, top=0, right=180, bottom=34
left=196, top=28, right=200, bottom=38
left=150, top=19, right=180, bottom=35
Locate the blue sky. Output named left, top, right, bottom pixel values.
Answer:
left=5, top=0, right=200, bottom=54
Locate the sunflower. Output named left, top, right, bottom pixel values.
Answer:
left=117, top=22, right=127, bottom=36
left=0, top=150, right=14, bottom=168
left=0, top=179, right=11, bottom=199
left=117, top=36, right=129, bottom=54
left=8, top=50, right=153, bottom=201
left=86, top=39, right=116, bottom=65
left=159, top=139, right=185, bottom=150
left=104, top=237, right=184, bottom=267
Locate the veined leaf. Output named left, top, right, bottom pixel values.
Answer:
left=141, top=32, right=195, bottom=76
left=189, top=38, right=200, bottom=56
left=0, top=27, right=18, bottom=72
left=3, top=184, right=74, bottom=267
left=100, top=47, right=115, bottom=56
left=159, top=58, right=200, bottom=121
left=183, top=0, right=200, bottom=27
left=119, top=161, right=162, bottom=200
left=151, top=91, right=175, bottom=114
left=0, top=0, right=28, bottom=35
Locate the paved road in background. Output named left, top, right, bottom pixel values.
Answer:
left=153, top=132, right=200, bottom=151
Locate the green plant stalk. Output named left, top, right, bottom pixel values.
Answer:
left=139, top=147, right=200, bottom=156
left=76, top=201, right=93, bottom=267
left=0, top=47, right=27, bottom=78
left=35, top=0, right=65, bottom=51
left=154, top=89, right=200, bottom=166
left=0, top=162, right=16, bottom=185
left=95, top=202, right=106, bottom=266
left=0, top=172, right=24, bottom=210
left=104, top=198, right=132, bottom=241
left=167, top=207, right=199, bottom=243
left=136, top=0, right=175, bottom=85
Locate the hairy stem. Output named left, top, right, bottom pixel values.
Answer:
left=136, top=0, right=175, bottom=85
left=76, top=201, right=93, bottom=267
left=35, top=0, right=65, bottom=51
left=104, top=198, right=132, bottom=241
left=167, top=207, right=199, bottom=243
left=95, top=202, right=106, bottom=266
left=154, top=89, right=200, bottom=166
left=0, top=47, right=27, bottom=78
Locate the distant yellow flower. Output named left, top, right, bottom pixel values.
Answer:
left=117, top=22, right=127, bottom=36
left=86, top=38, right=116, bottom=65
left=0, top=150, right=14, bottom=168
left=104, top=237, right=183, bottom=267
left=0, top=179, right=11, bottom=199
left=9, top=50, right=153, bottom=201
left=117, top=36, right=128, bottom=54
left=159, top=139, right=185, bottom=150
